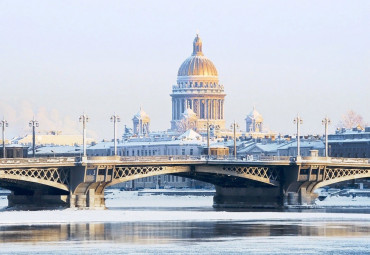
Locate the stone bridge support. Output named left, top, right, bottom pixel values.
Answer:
left=212, top=165, right=320, bottom=208
left=68, top=165, right=110, bottom=209
left=213, top=186, right=283, bottom=208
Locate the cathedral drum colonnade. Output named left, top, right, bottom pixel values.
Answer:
left=171, top=34, right=226, bottom=131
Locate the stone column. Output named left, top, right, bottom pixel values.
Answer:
left=177, top=98, right=180, bottom=119
left=180, top=99, right=184, bottom=115
left=211, top=100, right=214, bottom=119
left=217, top=100, right=220, bottom=119
left=213, top=100, right=216, bottom=120
left=172, top=99, right=175, bottom=120
left=206, top=99, right=209, bottom=119
left=221, top=100, right=224, bottom=120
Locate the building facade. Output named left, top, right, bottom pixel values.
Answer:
left=170, top=34, right=226, bottom=131
left=329, top=127, right=370, bottom=158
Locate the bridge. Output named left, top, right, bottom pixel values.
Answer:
left=0, top=155, right=369, bottom=209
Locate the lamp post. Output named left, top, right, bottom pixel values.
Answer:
left=29, top=117, right=39, bottom=157
left=230, top=120, right=239, bottom=160
left=205, top=120, right=211, bottom=158
left=0, top=118, right=8, bottom=158
left=110, top=114, right=120, bottom=156
left=322, top=116, right=331, bottom=157
left=79, top=114, right=89, bottom=157
left=293, top=115, right=303, bottom=157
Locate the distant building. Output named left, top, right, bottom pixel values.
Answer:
left=246, top=106, right=263, bottom=133
left=132, top=107, right=150, bottom=136
left=176, top=105, right=198, bottom=132
left=86, top=142, right=113, bottom=156
left=0, top=144, right=28, bottom=158
left=244, top=106, right=276, bottom=139
left=329, top=126, right=370, bottom=158
left=236, top=138, right=325, bottom=159
left=277, top=140, right=324, bottom=157
left=171, top=34, right=226, bottom=131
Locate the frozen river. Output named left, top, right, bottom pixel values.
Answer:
left=0, top=190, right=370, bottom=254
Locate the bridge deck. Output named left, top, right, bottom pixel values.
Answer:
left=0, top=156, right=369, bottom=169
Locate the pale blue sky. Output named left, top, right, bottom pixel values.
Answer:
left=0, top=0, right=369, bottom=139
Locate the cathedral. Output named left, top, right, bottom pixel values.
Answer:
left=170, top=34, right=226, bottom=132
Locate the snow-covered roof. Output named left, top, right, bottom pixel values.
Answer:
left=3, top=144, right=28, bottom=148
left=35, top=145, right=82, bottom=155
left=117, top=139, right=207, bottom=148
left=177, top=129, right=201, bottom=141
left=87, top=141, right=114, bottom=150
left=277, top=140, right=324, bottom=150
left=238, top=142, right=281, bottom=153
left=329, top=139, right=370, bottom=143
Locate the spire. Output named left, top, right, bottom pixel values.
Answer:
left=192, top=34, right=203, bottom=56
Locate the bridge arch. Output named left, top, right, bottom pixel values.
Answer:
left=312, top=168, right=370, bottom=191
left=0, top=167, right=69, bottom=193
left=105, top=164, right=280, bottom=189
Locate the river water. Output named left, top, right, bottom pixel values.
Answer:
left=0, top=190, right=369, bottom=254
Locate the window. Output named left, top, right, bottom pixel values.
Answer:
left=182, top=149, right=185, bottom=155
left=190, top=149, right=193, bottom=155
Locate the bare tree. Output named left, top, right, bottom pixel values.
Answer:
left=337, top=110, right=365, bottom=129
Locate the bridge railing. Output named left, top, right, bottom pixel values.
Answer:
left=0, top=157, right=77, bottom=165
left=327, top=157, right=369, bottom=164
left=116, top=155, right=293, bottom=162
left=119, top=156, right=204, bottom=162
left=292, top=156, right=370, bottom=164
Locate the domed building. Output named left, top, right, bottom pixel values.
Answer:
left=170, top=34, right=226, bottom=131
left=245, top=106, right=264, bottom=133
left=132, top=107, right=150, bottom=136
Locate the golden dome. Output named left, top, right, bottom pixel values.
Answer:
left=177, top=34, right=218, bottom=77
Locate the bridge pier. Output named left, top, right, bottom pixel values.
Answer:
left=69, top=190, right=106, bottom=209
left=213, top=186, right=319, bottom=209
left=7, top=192, right=68, bottom=208
left=213, top=186, right=283, bottom=208
left=285, top=188, right=318, bottom=206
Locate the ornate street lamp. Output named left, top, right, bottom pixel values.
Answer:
left=230, top=121, right=239, bottom=160
left=110, top=114, right=121, bottom=156
left=293, top=115, right=303, bottom=157
left=29, top=117, right=39, bottom=157
left=322, top=117, right=331, bottom=157
left=0, top=118, right=8, bottom=158
left=79, top=114, right=89, bottom=157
